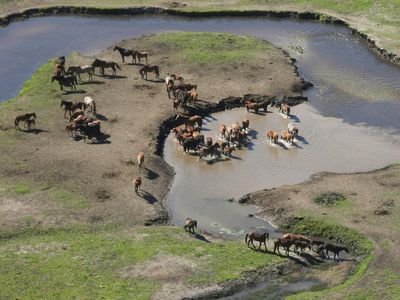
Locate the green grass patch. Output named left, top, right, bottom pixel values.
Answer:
left=50, top=188, right=90, bottom=210
left=313, top=192, right=346, bottom=207
left=153, top=32, right=272, bottom=64
left=11, top=182, right=31, bottom=194
left=0, top=226, right=284, bottom=299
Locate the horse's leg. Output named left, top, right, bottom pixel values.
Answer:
left=264, top=240, right=267, bottom=251
left=250, top=239, right=256, bottom=249
left=122, top=54, right=125, bottom=63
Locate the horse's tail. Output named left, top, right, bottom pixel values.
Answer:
left=115, top=63, right=121, bottom=70
left=245, top=233, right=249, bottom=244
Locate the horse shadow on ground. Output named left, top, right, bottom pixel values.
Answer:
left=192, top=232, right=211, bottom=243
left=20, top=128, right=49, bottom=134
left=73, top=132, right=111, bottom=144
left=102, top=74, right=127, bottom=80
left=63, top=89, right=86, bottom=95
left=127, top=62, right=145, bottom=66
left=228, top=154, right=243, bottom=161
left=247, top=129, right=258, bottom=139
left=143, top=78, right=164, bottom=83
left=245, top=141, right=255, bottom=151
left=96, top=114, right=108, bottom=121
left=139, top=190, right=158, bottom=204
left=203, top=114, right=217, bottom=121
left=142, top=168, right=159, bottom=180
left=80, top=80, right=105, bottom=85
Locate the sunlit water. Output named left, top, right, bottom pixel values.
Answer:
left=1, top=15, right=399, bottom=238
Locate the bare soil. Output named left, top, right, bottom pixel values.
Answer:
left=0, top=33, right=301, bottom=232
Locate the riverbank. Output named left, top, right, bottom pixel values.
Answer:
left=0, top=32, right=308, bottom=298
left=243, top=164, right=400, bottom=299
left=0, top=1, right=399, bottom=67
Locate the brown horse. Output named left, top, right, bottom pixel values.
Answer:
left=280, top=103, right=290, bottom=115
left=294, top=240, right=311, bottom=254
left=246, top=232, right=269, bottom=251
left=91, top=59, right=121, bottom=75
left=219, top=124, right=227, bottom=138
left=23, top=119, right=36, bottom=130
left=137, top=152, right=145, bottom=171
left=198, top=142, right=221, bottom=161
left=245, top=101, right=260, bottom=113
left=184, top=217, right=197, bottom=235
left=187, top=89, right=198, bottom=106
left=274, top=238, right=294, bottom=256
left=15, top=113, right=36, bottom=130
left=280, top=131, right=294, bottom=143
left=175, top=114, right=203, bottom=128
left=133, top=176, right=142, bottom=193
left=266, top=130, right=279, bottom=143
left=170, top=74, right=184, bottom=84
left=139, top=65, right=160, bottom=80
left=282, top=233, right=310, bottom=242
left=134, top=50, right=149, bottom=64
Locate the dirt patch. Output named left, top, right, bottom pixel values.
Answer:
left=0, top=32, right=301, bottom=231
left=122, top=254, right=196, bottom=281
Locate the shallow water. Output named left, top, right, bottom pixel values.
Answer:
left=1, top=15, right=400, bottom=238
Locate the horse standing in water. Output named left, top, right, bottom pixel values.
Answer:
left=91, top=59, right=121, bottom=75
left=113, top=46, right=136, bottom=63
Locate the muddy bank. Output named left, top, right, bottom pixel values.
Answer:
left=1, top=6, right=399, bottom=68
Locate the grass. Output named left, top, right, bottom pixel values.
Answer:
left=313, top=192, right=346, bottom=207
left=0, top=226, right=284, bottom=299
left=153, top=32, right=272, bottom=64
left=12, top=182, right=31, bottom=194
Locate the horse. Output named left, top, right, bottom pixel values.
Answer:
left=267, top=130, right=279, bottom=143
left=310, top=239, right=325, bottom=253
left=282, top=233, right=310, bottom=242
left=294, top=239, right=311, bottom=254
left=84, top=96, right=97, bottom=115
left=139, top=65, right=160, bottom=80
left=69, top=110, right=84, bottom=123
left=51, top=75, right=77, bottom=90
left=91, top=59, right=121, bottom=75
left=198, top=142, right=221, bottom=161
left=245, top=232, right=269, bottom=251
left=287, top=123, right=299, bottom=138
left=219, top=124, right=227, bottom=138
left=134, top=50, right=149, bottom=64
left=280, top=103, right=290, bottom=115
left=172, top=99, right=181, bottom=113
left=137, top=152, right=145, bottom=171
left=280, top=131, right=294, bottom=144
left=113, top=46, right=135, bottom=63
left=170, top=74, right=184, bottom=84
left=245, top=101, right=260, bottom=113
left=65, top=123, right=76, bottom=137
left=242, top=119, right=250, bottom=131
left=187, top=89, right=198, bottom=106
left=60, top=100, right=74, bottom=118
left=184, top=217, right=197, bottom=235
left=53, top=56, right=65, bottom=75
left=14, top=113, right=36, bottom=130
left=175, top=114, right=202, bottom=129
left=133, top=176, right=142, bottom=193
left=320, top=243, right=349, bottom=260
left=182, top=135, right=204, bottom=153
left=23, top=119, right=36, bottom=130
left=274, top=238, right=294, bottom=256
left=74, top=123, right=100, bottom=142
left=67, top=65, right=94, bottom=81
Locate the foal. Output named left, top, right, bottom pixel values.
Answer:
left=133, top=176, right=142, bottom=193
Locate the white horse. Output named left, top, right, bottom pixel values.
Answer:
left=84, top=96, right=97, bottom=115
left=165, top=75, right=174, bottom=86
left=287, top=123, right=299, bottom=137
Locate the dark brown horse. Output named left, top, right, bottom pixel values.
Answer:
left=14, top=113, right=36, bottom=130
left=320, top=243, right=349, bottom=260
left=198, top=142, right=221, bottom=161
left=91, top=59, right=121, bottom=75
left=52, top=75, right=77, bottom=90
left=274, top=238, right=294, bottom=256
left=184, top=217, right=197, bottom=235
left=113, top=46, right=135, bottom=63
left=245, top=232, right=269, bottom=251
left=139, top=65, right=160, bottom=80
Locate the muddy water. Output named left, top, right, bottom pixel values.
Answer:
left=1, top=15, right=400, bottom=237
left=165, top=104, right=400, bottom=238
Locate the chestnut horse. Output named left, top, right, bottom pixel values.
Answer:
left=133, top=176, right=142, bottom=193
left=245, top=232, right=269, bottom=251
left=137, top=152, right=145, bottom=171
left=267, top=130, right=278, bottom=143
left=274, top=238, right=294, bottom=256
left=175, top=114, right=203, bottom=128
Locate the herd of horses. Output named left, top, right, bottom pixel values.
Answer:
left=16, top=45, right=350, bottom=266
